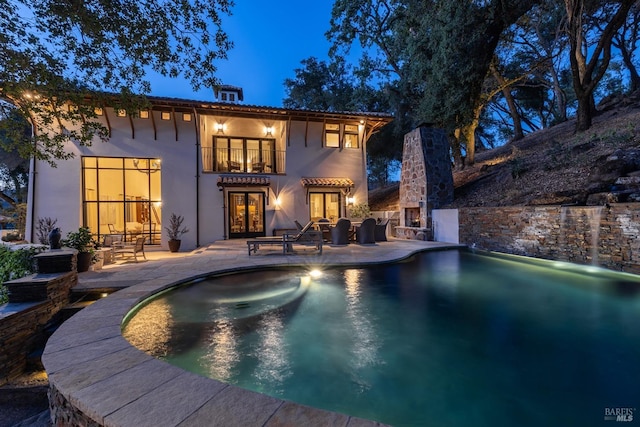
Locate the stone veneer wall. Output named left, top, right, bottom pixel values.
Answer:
left=398, top=126, right=453, bottom=240
left=458, top=203, right=640, bottom=274
left=49, top=384, right=100, bottom=427
left=0, top=272, right=76, bottom=385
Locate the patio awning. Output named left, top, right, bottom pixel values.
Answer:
left=300, top=177, right=354, bottom=188
left=300, top=177, right=355, bottom=204
left=216, top=175, right=271, bottom=187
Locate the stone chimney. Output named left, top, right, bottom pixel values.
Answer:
left=397, top=126, right=453, bottom=240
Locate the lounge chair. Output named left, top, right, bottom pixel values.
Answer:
left=247, top=221, right=322, bottom=255
left=114, top=236, right=147, bottom=262
left=356, top=218, right=376, bottom=244
left=375, top=218, right=389, bottom=242
left=330, top=218, right=351, bottom=246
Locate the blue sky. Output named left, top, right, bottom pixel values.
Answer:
left=151, top=1, right=335, bottom=107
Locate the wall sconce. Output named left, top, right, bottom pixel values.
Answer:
left=216, top=122, right=225, bottom=134
left=274, top=196, right=282, bottom=211
left=117, top=109, right=127, bottom=117
left=161, top=111, right=171, bottom=121
left=265, top=126, right=274, bottom=137
left=346, top=196, right=356, bottom=206
left=94, top=107, right=104, bottom=116
left=139, top=110, right=150, bottom=119
left=182, top=112, right=192, bottom=122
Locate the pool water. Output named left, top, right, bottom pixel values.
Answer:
left=123, top=250, right=640, bottom=426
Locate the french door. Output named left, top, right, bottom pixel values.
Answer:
left=228, top=192, right=266, bottom=238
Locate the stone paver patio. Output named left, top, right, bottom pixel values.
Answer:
left=43, top=238, right=463, bottom=426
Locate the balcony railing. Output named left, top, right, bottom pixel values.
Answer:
left=202, top=147, right=286, bottom=174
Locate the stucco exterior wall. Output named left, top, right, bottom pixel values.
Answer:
left=27, top=104, right=376, bottom=249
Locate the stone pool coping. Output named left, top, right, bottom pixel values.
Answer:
left=43, top=239, right=463, bottom=426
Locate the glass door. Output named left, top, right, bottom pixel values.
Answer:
left=228, top=192, right=265, bottom=238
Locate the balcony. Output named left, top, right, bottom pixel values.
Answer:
left=202, top=147, right=286, bottom=174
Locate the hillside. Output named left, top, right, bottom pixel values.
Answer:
left=369, top=92, right=640, bottom=210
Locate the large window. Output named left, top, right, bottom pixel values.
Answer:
left=211, top=137, right=276, bottom=173
left=309, top=192, right=341, bottom=222
left=324, top=123, right=360, bottom=148
left=325, top=123, right=340, bottom=147
left=344, top=124, right=359, bottom=148
left=82, top=157, right=162, bottom=244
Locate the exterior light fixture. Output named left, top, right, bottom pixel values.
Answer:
left=346, top=196, right=356, bottom=206
left=265, top=126, right=274, bottom=137
left=161, top=111, right=171, bottom=121
left=216, top=122, right=225, bottom=134
left=117, top=109, right=127, bottom=117
left=139, top=110, right=150, bottom=119
left=94, top=107, right=104, bottom=116
left=309, top=269, right=323, bottom=278
left=274, top=196, right=282, bottom=211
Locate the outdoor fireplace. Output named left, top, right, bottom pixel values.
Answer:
left=405, top=207, right=421, bottom=228
left=397, top=126, right=453, bottom=241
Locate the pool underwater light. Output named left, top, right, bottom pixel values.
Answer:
left=309, top=269, right=323, bottom=279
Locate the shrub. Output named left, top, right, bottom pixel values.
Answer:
left=0, top=246, right=43, bottom=304
left=36, top=217, right=58, bottom=245
left=348, top=203, right=371, bottom=219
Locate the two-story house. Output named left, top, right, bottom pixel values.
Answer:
left=25, top=87, right=393, bottom=250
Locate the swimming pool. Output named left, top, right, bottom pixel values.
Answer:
left=123, top=249, right=640, bottom=426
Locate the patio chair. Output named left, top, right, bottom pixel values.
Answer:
left=251, top=162, right=265, bottom=173
left=228, top=160, right=242, bottom=172
left=330, top=218, right=351, bottom=246
left=102, top=233, right=123, bottom=248
left=375, top=218, right=389, bottom=242
left=356, top=218, right=376, bottom=245
left=114, top=236, right=147, bottom=262
left=108, top=224, right=121, bottom=234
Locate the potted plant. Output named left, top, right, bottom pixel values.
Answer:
left=62, top=226, right=97, bottom=272
left=165, top=213, right=189, bottom=252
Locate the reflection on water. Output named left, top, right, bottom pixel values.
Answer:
left=123, top=250, right=640, bottom=427
left=343, top=269, right=380, bottom=392
left=200, top=320, right=239, bottom=383
left=251, top=312, right=291, bottom=393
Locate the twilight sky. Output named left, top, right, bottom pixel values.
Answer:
left=151, top=1, right=335, bottom=107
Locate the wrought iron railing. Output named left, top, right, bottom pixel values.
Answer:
left=202, top=147, right=286, bottom=174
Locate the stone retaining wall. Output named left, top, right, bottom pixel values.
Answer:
left=458, top=203, right=640, bottom=274
left=0, top=272, right=76, bottom=385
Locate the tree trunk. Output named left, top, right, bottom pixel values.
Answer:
left=575, top=93, right=593, bottom=131
left=565, top=0, right=635, bottom=132
left=620, top=42, right=640, bottom=92
left=492, top=64, right=524, bottom=140
left=550, top=65, right=567, bottom=123
left=449, top=130, right=465, bottom=169
left=462, top=104, right=483, bottom=166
